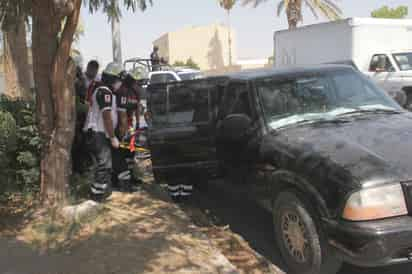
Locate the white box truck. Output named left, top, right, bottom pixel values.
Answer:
left=274, top=18, right=412, bottom=106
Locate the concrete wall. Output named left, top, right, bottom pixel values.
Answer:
left=153, top=23, right=237, bottom=71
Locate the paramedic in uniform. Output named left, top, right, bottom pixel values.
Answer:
left=111, top=68, right=146, bottom=192
left=84, top=62, right=128, bottom=201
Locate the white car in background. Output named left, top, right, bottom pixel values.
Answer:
left=148, top=68, right=203, bottom=84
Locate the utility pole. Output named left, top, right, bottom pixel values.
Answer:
left=111, top=1, right=122, bottom=64
left=227, top=9, right=232, bottom=66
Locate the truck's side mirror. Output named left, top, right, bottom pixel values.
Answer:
left=218, top=114, right=252, bottom=143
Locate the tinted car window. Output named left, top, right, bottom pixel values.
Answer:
left=231, top=91, right=252, bottom=117
left=168, top=86, right=195, bottom=124
left=150, top=86, right=168, bottom=125
left=150, top=82, right=210, bottom=126
left=220, top=83, right=248, bottom=118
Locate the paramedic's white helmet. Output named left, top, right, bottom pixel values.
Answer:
left=103, top=62, right=123, bottom=77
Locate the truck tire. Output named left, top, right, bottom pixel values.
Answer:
left=273, top=191, right=342, bottom=274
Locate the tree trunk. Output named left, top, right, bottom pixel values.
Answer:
left=2, top=16, right=32, bottom=99
left=31, top=0, right=81, bottom=206
left=111, top=17, right=123, bottom=64
left=227, top=9, right=232, bottom=66
left=286, top=0, right=301, bottom=29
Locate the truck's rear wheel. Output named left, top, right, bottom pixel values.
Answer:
left=273, top=191, right=342, bottom=274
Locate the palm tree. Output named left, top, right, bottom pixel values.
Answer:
left=88, top=0, right=153, bottom=64
left=243, top=0, right=342, bottom=29
left=218, top=0, right=237, bottom=66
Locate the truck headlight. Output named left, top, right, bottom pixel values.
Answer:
left=343, top=184, right=408, bottom=221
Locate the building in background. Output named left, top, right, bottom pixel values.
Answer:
left=153, top=23, right=237, bottom=71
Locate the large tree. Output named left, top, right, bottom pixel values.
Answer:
left=218, top=0, right=237, bottom=66
left=0, top=0, right=152, bottom=206
left=243, top=0, right=342, bottom=29
left=371, top=5, right=408, bottom=19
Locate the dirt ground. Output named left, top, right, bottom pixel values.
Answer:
left=0, top=180, right=283, bottom=274
left=0, top=185, right=237, bottom=274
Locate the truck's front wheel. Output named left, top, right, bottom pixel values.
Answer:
left=273, top=191, right=342, bottom=274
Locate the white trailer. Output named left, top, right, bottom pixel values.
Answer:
left=274, top=18, right=412, bottom=106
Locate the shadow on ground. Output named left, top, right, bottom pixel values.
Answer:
left=0, top=185, right=236, bottom=274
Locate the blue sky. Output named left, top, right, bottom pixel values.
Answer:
left=78, top=0, right=412, bottom=67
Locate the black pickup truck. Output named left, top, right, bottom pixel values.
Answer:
left=147, top=65, right=412, bottom=274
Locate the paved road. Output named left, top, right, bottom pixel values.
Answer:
left=190, top=180, right=412, bottom=274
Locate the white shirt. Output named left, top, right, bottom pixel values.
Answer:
left=83, top=86, right=118, bottom=138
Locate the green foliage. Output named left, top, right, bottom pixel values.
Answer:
left=173, top=60, right=186, bottom=67
left=0, top=95, right=40, bottom=196
left=0, top=110, right=17, bottom=182
left=0, top=110, right=17, bottom=156
left=86, top=0, right=153, bottom=21
left=185, top=58, right=201, bottom=70
left=173, top=58, right=201, bottom=70
left=219, top=0, right=237, bottom=11
left=242, top=0, right=342, bottom=24
left=371, top=5, right=408, bottom=19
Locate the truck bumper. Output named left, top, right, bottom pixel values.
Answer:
left=324, top=216, right=412, bottom=267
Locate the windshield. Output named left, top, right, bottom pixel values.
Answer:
left=257, top=69, right=401, bottom=130
left=178, top=72, right=202, bottom=81
left=393, top=52, right=412, bottom=71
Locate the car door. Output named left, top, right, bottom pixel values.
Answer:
left=148, top=80, right=221, bottom=182
left=216, top=81, right=258, bottom=181
left=367, top=54, right=396, bottom=91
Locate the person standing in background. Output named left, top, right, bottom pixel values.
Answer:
left=84, top=60, right=101, bottom=105
left=150, top=46, right=161, bottom=71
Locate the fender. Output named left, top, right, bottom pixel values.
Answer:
left=269, top=169, right=331, bottom=219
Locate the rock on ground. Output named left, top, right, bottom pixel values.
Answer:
left=61, top=200, right=103, bottom=222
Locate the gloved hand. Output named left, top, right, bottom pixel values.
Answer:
left=110, top=137, right=120, bottom=149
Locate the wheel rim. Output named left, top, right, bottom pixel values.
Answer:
left=280, top=210, right=309, bottom=263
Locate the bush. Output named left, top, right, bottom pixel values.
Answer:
left=173, top=57, right=201, bottom=70
left=0, top=95, right=40, bottom=196
left=0, top=110, right=17, bottom=161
